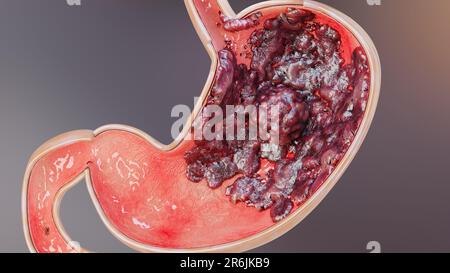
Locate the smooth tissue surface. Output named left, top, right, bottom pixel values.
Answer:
left=28, top=132, right=274, bottom=251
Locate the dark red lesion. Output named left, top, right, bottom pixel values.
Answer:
left=185, top=8, right=371, bottom=223
left=44, top=226, right=50, bottom=236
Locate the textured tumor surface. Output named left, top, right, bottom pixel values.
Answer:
left=185, top=8, right=370, bottom=223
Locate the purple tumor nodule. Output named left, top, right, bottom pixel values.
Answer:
left=184, top=8, right=371, bottom=222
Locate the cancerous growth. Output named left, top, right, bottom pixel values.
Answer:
left=185, top=8, right=371, bottom=222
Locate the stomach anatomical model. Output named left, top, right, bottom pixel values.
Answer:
left=22, top=0, right=381, bottom=253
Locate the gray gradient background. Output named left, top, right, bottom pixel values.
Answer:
left=0, top=0, right=449, bottom=253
